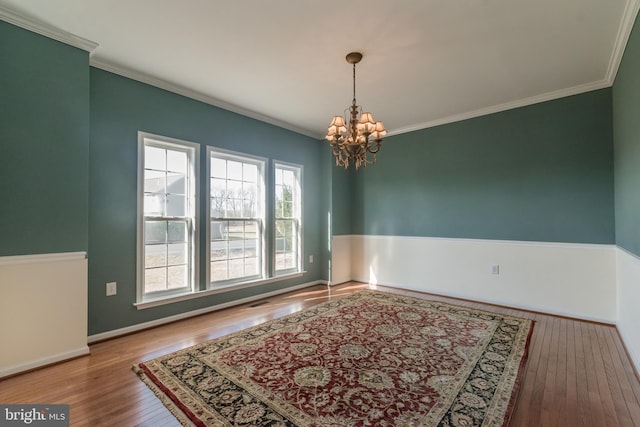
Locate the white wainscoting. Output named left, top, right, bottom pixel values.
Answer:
left=616, top=247, right=640, bottom=373
left=0, top=252, right=89, bottom=378
left=340, top=235, right=617, bottom=323
left=330, top=235, right=352, bottom=285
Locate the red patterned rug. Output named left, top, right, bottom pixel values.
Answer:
left=134, top=290, right=533, bottom=426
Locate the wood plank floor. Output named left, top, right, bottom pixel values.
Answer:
left=1, top=282, right=639, bottom=426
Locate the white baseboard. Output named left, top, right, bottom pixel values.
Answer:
left=88, top=280, right=327, bottom=343
left=0, top=346, right=89, bottom=379
left=347, top=235, right=617, bottom=323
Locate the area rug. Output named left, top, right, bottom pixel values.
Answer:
left=133, top=290, right=534, bottom=426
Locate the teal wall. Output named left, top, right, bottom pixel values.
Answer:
left=89, top=68, right=327, bottom=335
left=613, top=14, right=640, bottom=257
left=330, top=165, right=354, bottom=236
left=344, top=89, right=615, bottom=244
left=0, top=22, right=89, bottom=256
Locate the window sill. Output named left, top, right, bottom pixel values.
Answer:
left=134, top=271, right=306, bottom=310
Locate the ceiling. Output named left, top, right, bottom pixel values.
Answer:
left=1, top=0, right=639, bottom=139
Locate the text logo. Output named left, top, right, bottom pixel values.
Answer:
left=0, top=405, right=69, bottom=426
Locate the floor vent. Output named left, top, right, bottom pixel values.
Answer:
left=249, top=300, right=269, bottom=308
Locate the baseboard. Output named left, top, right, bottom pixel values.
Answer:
left=88, top=280, right=328, bottom=343
left=366, top=279, right=616, bottom=325
left=0, top=346, right=90, bottom=379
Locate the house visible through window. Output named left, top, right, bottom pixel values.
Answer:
left=274, top=162, right=302, bottom=275
left=208, top=148, right=265, bottom=286
left=137, top=133, right=199, bottom=302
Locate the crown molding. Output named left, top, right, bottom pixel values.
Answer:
left=606, top=0, right=640, bottom=84
left=89, top=58, right=319, bottom=139
left=388, top=79, right=611, bottom=137
left=0, top=4, right=97, bottom=52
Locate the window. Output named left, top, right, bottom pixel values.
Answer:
left=208, top=148, right=266, bottom=286
left=274, top=162, right=302, bottom=275
left=137, top=133, right=199, bottom=302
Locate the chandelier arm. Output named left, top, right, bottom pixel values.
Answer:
left=366, top=139, right=382, bottom=154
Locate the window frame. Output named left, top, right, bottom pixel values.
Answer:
left=206, top=146, right=267, bottom=288
left=273, top=161, right=303, bottom=276
left=136, top=132, right=200, bottom=304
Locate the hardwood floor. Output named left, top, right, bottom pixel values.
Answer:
left=1, top=282, right=639, bottom=426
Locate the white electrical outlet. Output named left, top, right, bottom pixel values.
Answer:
left=309, top=255, right=314, bottom=263
left=491, top=265, right=500, bottom=275
left=106, top=282, right=117, bottom=296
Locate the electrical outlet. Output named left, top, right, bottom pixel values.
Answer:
left=491, top=265, right=500, bottom=275
left=106, top=282, right=117, bottom=296
left=309, top=255, right=314, bottom=263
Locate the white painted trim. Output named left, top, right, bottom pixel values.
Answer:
left=342, top=233, right=614, bottom=251
left=0, top=251, right=86, bottom=267
left=0, top=346, right=89, bottom=379
left=0, top=4, right=97, bottom=52
left=615, top=246, right=640, bottom=373
left=90, top=279, right=327, bottom=343
left=606, top=0, right=640, bottom=84
left=89, top=59, right=317, bottom=139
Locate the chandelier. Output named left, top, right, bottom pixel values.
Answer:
left=325, top=52, right=387, bottom=169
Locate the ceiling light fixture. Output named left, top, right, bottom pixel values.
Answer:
left=325, top=52, right=387, bottom=169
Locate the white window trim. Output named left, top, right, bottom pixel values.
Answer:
left=206, top=146, right=268, bottom=288
left=136, top=132, right=200, bottom=304
left=273, top=160, right=303, bottom=276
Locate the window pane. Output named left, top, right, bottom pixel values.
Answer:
left=211, top=157, right=227, bottom=178
left=145, top=245, right=166, bottom=268
left=227, top=199, right=242, bottom=218
left=144, top=170, right=165, bottom=193
left=211, top=178, right=226, bottom=197
left=211, top=197, right=226, bottom=217
left=144, top=194, right=165, bottom=216
left=227, top=180, right=242, bottom=198
left=211, top=240, right=228, bottom=261
left=243, top=163, right=257, bottom=183
left=227, top=161, right=243, bottom=180
left=145, top=267, right=167, bottom=293
left=168, top=221, right=187, bottom=243
left=145, top=146, right=166, bottom=170
left=283, top=170, right=294, bottom=187
left=145, top=221, right=167, bottom=244
left=211, top=221, right=226, bottom=240
left=167, top=150, right=187, bottom=173
left=167, top=265, right=187, bottom=289
left=167, top=243, right=187, bottom=266
left=211, top=261, right=228, bottom=281
left=166, top=172, right=186, bottom=195
left=228, top=259, right=244, bottom=279
left=166, top=194, right=186, bottom=216
left=244, top=257, right=259, bottom=276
